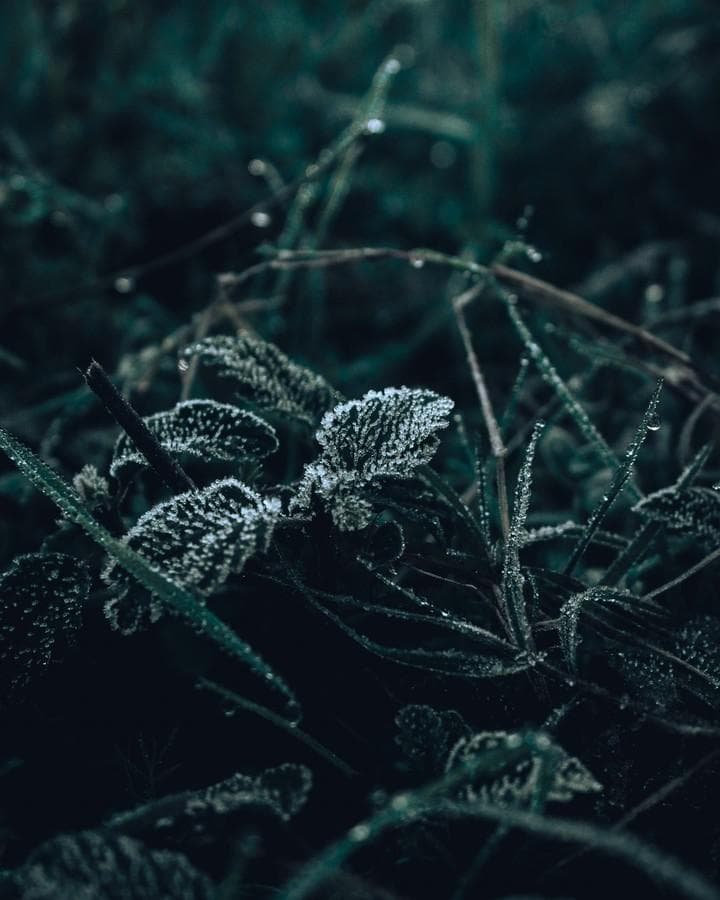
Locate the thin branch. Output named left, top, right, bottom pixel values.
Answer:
left=83, top=360, right=195, bottom=494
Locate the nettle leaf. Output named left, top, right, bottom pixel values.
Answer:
left=109, top=763, right=313, bottom=839
left=633, top=486, right=720, bottom=545
left=180, top=333, right=342, bottom=427
left=446, top=730, right=602, bottom=807
left=7, top=830, right=214, bottom=899
left=292, top=387, right=454, bottom=531
left=0, top=552, right=89, bottom=701
left=110, top=399, right=278, bottom=481
left=103, top=478, right=280, bottom=634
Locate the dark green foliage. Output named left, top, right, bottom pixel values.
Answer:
left=2, top=3, right=720, bottom=899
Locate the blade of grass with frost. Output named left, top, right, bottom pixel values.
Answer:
left=502, top=420, right=545, bottom=648
left=0, top=425, right=300, bottom=723
left=602, top=441, right=714, bottom=586
left=563, top=380, right=663, bottom=576
left=500, top=355, right=530, bottom=439
left=419, top=464, right=489, bottom=550
left=503, top=294, right=631, bottom=489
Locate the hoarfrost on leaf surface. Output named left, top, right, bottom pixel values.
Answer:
left=632, top=486, right=720, bottom=545
left=110, top=399, right=278, bottom=480
left=8, top=830, right=214, bottom=899
left=292, top=387, right=454, bottom=531
left=103, top=478, right=281, bottom=634
left=445, top=730, right=602, bottom=807
left=179, top=333, right=342, bottom=427
left=0, top=552, right=89, bottom=701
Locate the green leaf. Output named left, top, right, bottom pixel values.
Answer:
left=180, top=333, right=342, bottom=427
left=0, top=426, right=300, bottom=722
left=111, top=399, right=278, bottom=480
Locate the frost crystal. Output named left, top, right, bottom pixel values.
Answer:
left=179, top=333, right=342, bottom=427
left=103, top=478, right=281, bottom=633
left=109, top=763, right=313, bottom=837
left=633, top=486, right=720, bottom=545
left=395, top=704, right=471, bottom=774
left=8, top=830, right=214, bottom=899
left=111, top=399, right=278, bottom=480
left=72, top=463, right=110, bottom=505
left=446, top=730, right=602, bottom=806
left=292, top=387, right=454, bottom=531
left=0, top=553, right=89, bottom=700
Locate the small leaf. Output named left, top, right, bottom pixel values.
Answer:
left=7, top=830, right=214, bottom=899
left=446, top=730, right=602, bottom=806
left=103, top=478, right=281, bottom=631
left=292, top=387, right=454, bottom=531
left=180, top=333, right=342, bottom=426
left=108, top=763, right=313, bottom=838
left=110, top=399, right=278, bottom=480
left=0, top=553, right=89, bottom=701
left=395, top=704, right=471, bottom=775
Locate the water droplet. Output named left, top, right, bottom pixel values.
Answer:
left=114, top=275, right=134, bottom=294
left=248, top=158, right=267, bottom=176
left=647, top=413, right=661, bottom=432
left=384, top=58, right=401, bottom=75
left=349, top=823, right=370, bottom=842
left=365, top=117, right=386, bottom=135
left=391, top=793, right=410, bottom=811
left=409, top=253, right=425, bottom=269
left=526, top=245, right=543, bottom=263
left=178, top=358, right=190, bottom=373
left=645, top=283, right=664, bottom=304
left=251, top=210, right=272, bottom=228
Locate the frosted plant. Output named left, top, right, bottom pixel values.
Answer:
left=72, top=463, right=110, bottom=505
left=446, top=730, right=602, bottom=807
left=179, top=333, right=342, bottom=427
left=6, top=830, right=214, bottom=899
left=633, top=486, right=720, bottom=545
left=109, top=763, right=313, bottom=838
left=0, top=552, right=89, bottom=700
left=103, top=478, right=281, bottom=634
left=110, top=399, right=278, bottom=480
left=291, top=387, right=454, bottom=531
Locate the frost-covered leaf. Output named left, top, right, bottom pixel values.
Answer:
left=608, top=650, right=678, bottom=713
left=179, top=334, right=342, bottom=427
left=72, top=464, right=110, bottom=505
left=6, top=830, right=214, bottom=899
left=672, top=615, right=720, bottom=704
left=633, top=486, right=720, bottom=545
left=292, top=387, right=454, bottom=531
left=110, top=399, right=278, bottom=480
left=109, top=764, right=313, bottom=839
left=446, top=730, right=602, bottom=806
left=103, top=478, right=280, bottom=634
left=0, top=553, right=89, bottom=701
left=395, top=704, right=471, bottom=775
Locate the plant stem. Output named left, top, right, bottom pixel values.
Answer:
left=84, top=360, right=195, bottom=494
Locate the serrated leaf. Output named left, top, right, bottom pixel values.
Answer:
left=103, top=478, right=281, bottom=632
left=110, top=399, right=278, bottom=480
left=180, top=333, right=342, bottom=426
left=446, top=730, right=602, bottom=806
left=7, top=830, right=214, bottom=899
left=633, top=486, right=720, bottom=545
left=109, top=763, right=313, bottom=839
left=292, top=387, right=454, bottom=531
left=0, top=552, right=89, bottom=701
left=0, top=426, right=299, bottom=722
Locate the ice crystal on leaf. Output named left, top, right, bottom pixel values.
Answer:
left=446, top=730, right=602, bottom=807
left=6, top=830, right=214, bottom=899
left=179, top=333, right=342, bottom=427
left=109, top=763, right=313, bottom=838
left=292, top=387, right=454, bottom=531
left=110, top=399, right=278, bottom=480
left=0, top=552, right=89, bottom=701
left=72, top=463, right=110, bottom=505
left=103, top=478, right=280, bottom=633
left=632, top=486, right=720, bottom=545
left=395, top=704, right=471, bottom=775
